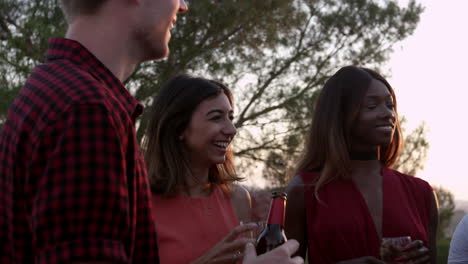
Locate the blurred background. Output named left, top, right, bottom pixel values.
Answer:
left=0, top=0, right=465, bottom=263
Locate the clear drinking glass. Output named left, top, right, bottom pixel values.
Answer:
left=240, top=220, right=266, bottom=242
left=380, top=236, right=412, bottom=262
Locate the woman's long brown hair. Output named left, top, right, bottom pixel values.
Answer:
left=293, top=66, right=402, bottom=198
left=142, top=74, right=242, bottom=197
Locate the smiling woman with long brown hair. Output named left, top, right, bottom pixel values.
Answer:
left=285, top=66, right=439, bottom=264
left=142, top=74, right=257, bottom=264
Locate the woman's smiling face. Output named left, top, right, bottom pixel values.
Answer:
left=182, top=92, right=236, bottom=168
left=351, top=79, right=396, bottom=152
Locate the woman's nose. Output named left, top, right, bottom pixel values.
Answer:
left=223, top=120, right=237, bottom=136
left=179, top=0, right=188, bottom=13
left=380, top=105, right=395, bottom=119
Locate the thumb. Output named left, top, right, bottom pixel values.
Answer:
left=242, top=242, right=257, bottom=262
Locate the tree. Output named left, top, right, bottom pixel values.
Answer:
left=0, top=0, right=66, bottom=125
left=0, top=0, right=425, bottom=183
left=434, top=186, right=455, bottom=240
left=433, top=186, right=455, bottom=264
left=393, top=118, right=429, bottom=176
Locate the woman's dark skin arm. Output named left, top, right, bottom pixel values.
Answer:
left=285, top=175, right=307, bottom=259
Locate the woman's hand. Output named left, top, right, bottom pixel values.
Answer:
left=397, top=240, right=430, bottom=264
left=242, top=240, right=304, bottom=264
left=336, top=256, right=385, bottom=264
left=191, top=223, right=257, bottom=264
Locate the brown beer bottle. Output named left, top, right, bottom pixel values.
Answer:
left=255, top=191, right=287, bottom=254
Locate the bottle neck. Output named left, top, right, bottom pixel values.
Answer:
left=266, top=197, right=285, bottom=226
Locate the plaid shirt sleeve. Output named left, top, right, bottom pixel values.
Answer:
left=33, top=103, right=131, bottom=263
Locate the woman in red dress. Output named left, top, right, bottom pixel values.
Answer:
left=285, top=66, right=438, bottom=264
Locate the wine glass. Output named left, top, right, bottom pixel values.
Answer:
left=380, top=236, right=412, bottom=262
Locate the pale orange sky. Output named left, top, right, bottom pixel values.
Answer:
left=388, top=0, right=468, bottom=200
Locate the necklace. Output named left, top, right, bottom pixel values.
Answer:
left=349, top=151, right=379, bottom=160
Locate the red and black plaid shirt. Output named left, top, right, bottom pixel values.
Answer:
left=0, top=38, right=159, bottom=263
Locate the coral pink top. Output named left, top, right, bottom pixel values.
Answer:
left=301, top=167, right=433, bottom=264
left=152, top=186, right=239, bottom=264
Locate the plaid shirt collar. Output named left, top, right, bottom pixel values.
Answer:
left=46, top=37, right=143, bottom=121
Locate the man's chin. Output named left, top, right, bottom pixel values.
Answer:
left=142, top=47, right=169, bottom=62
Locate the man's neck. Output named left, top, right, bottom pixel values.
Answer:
left=65, top=18, right=139, bottom=82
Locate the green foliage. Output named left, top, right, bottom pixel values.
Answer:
left=132, top=0, right=307, bottom=140
left=437, top=238, right=450, bottom=264
left=434, top=186, right=456, bottom=241
left=394, top=118, right=429, bottom=176
left=0, top=0, right=426, bottom=185
left=432, top=187, right=455, bottom=264
left=0, top=0, right=66, bottom=122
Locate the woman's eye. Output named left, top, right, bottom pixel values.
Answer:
left=210, top=116, right=221, bottom=121
left=229, top=115, right=234, bottom=121
left=367, top=105, right=377, bottom=109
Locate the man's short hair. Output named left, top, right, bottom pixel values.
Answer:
left=60, top=0, right=109, bottom=21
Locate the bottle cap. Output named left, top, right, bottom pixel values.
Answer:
left=271, top=191, right=287, bottom=200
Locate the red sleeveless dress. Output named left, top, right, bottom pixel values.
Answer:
left=151, top=186, right=239, bottom=264
left=301, top=167, right=433, bottom=263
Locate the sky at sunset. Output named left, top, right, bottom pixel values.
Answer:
left=387, top=0, right=468, bottom=201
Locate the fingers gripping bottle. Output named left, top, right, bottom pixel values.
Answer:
left=255, top=191, right=287, bottom=254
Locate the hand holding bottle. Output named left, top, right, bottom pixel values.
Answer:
left=243, top=240, right=304, bottom=264
left=191, top=223, right=257, bottom=264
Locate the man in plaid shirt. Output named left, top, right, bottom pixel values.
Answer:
left=0, top=0, right=187, bottom=263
